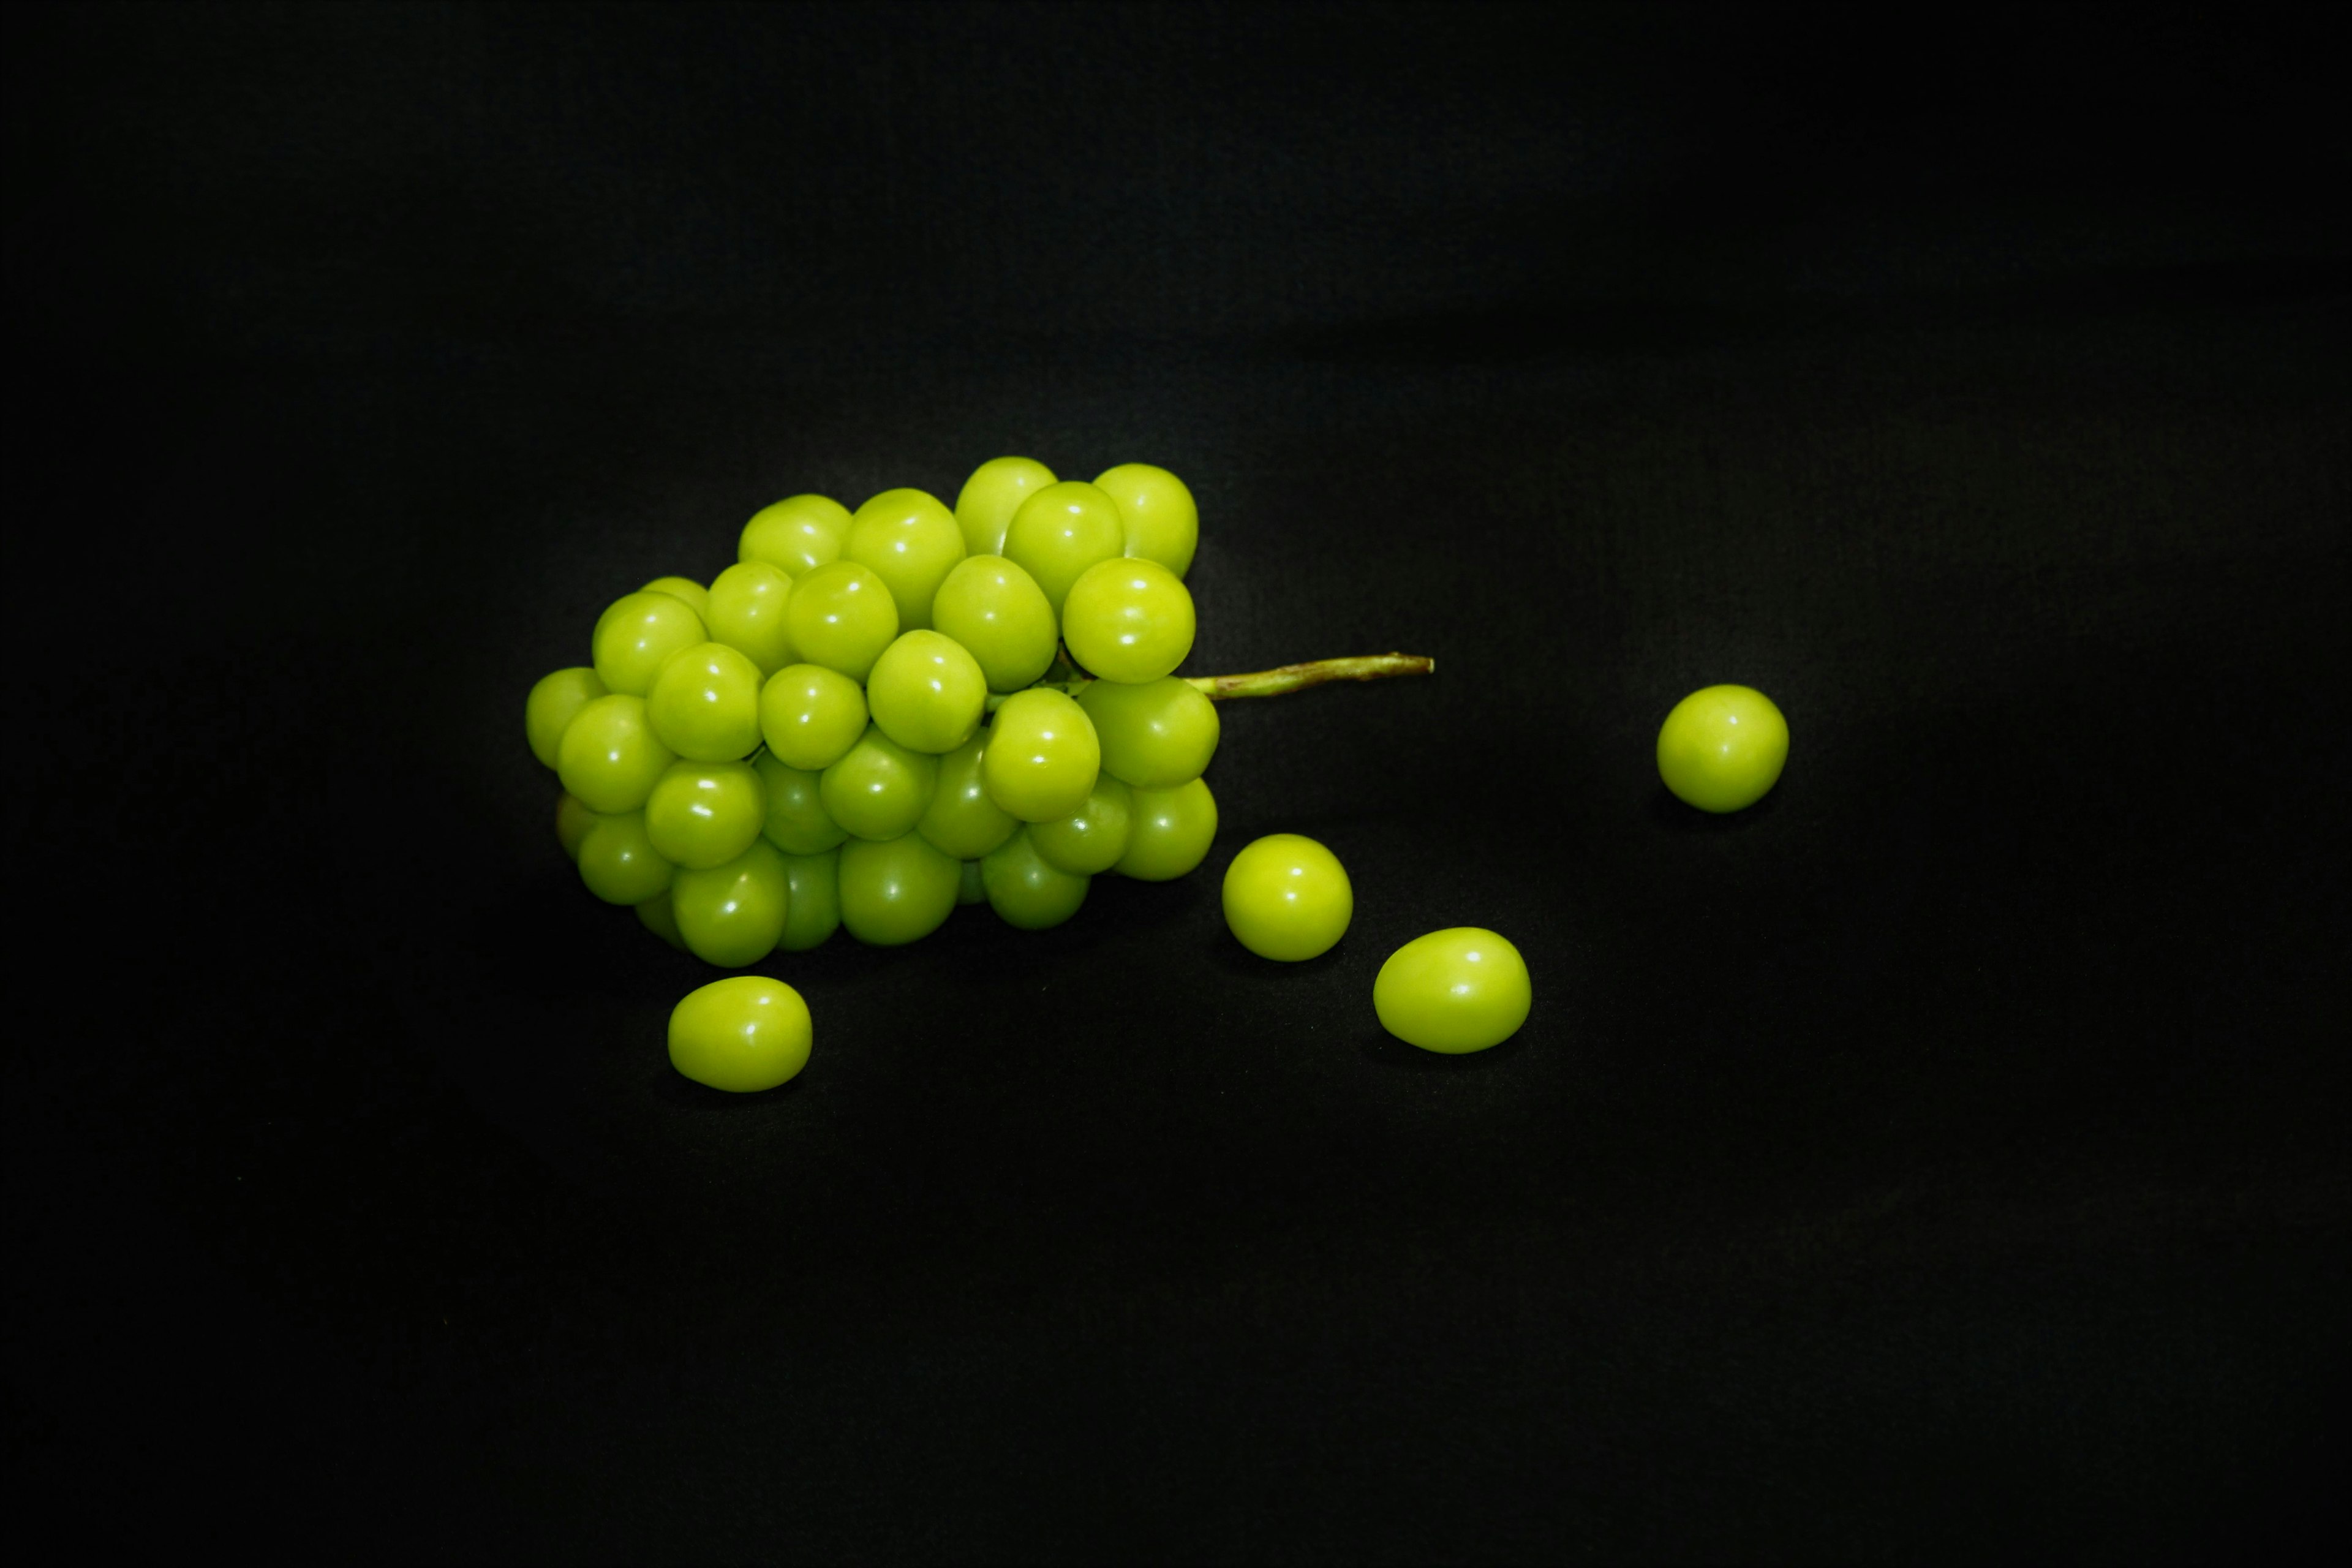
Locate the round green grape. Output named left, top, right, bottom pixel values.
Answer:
left=916, top=731, right=1019, bottom=859
left=526, top=666, right=608, bottom=769
left=930, top=555, right=1058, bottom=693
left=637, top=891, right=689, bottom=952
left=668, top=975, right=812, bottom=1093
left=1030, top=774, right=1132, bottom=876
left=981, top=688, right=1101, bottom=823
left=777, top=849, right=841, bottom=952
left=838, top=833, right=960, bottom=946
left=758, top=663, right=869, bottom=772
left=957, top=858, right=987, bottom=906
left=1095, top=462, right=1199, bottom=579
left=981, top=829, right=1090, bottom=930
left=1657, top=684, right=1789, bottom=813
left=755, top=752, right=850, bottom=854
left=741, top=494, right=851, bottom=578
left=844, top=488, right=965, bottom=632
left=782, top=560, right=899, bottom=684
left=644, top=758, right=766, bottom=870
left=1061, top=557, right=1195, bottom=684
left=592, top=590, right=707, bottom=696
left=820, top=725, right=939, bottom=842
left=672, top=838, right=791, bottom=967
left=953, top=456, right=1057, bottom=557
left=867, top=630, right=987, bottom=755
left=1222, top=834, right=1352, bottom=961
left=641, top=576, right=710, bottom=618
left=646, top=641, right=764, bottom=762
left=1076, top=676, right=1219, bottom=788
left=703, top=561, right=796, bottom=677
left=1114, top=776, right=1216, bottom=881
left=1373, top=929, right=1531, bottom=1054
left=557, top=694, right=677, bottom=814
left=578, top=810, right=676, bottom=905
left=556, top=792, right=600, bottom=861
left=1002, top=480, right=1125, bottom=618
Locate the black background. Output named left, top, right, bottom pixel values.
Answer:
left=6, top=3, right=2346, bottom=1560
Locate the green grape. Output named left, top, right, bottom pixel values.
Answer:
left=843, top=488, right=965, bottom=633
left=592, top=590, right=707, bottom=696
left=1002, top=480, right=1125, bottom=617
left=1657, top=684, right=1789, bottom=813
left=1095, top=462, right=1199, bottom=578
left=526, top=667, right=608, bottom=769
left=867, top=630, right=987, bottom=754
left=578, top=810, right=676, bottom=905
left=672, top=838, right=791, bottom=967
left=1030, top=774, right=1132, bottom=876
left=953, top=456, right=1057, bottom=557
left=981, top=829, right=1090, bottom=930
left=1061, top=558, right=1195, bottom=684
left=758, top=663, right=869, bottom=771
left=644, top=758, right=766, bottom=870
left=703, top=561, right=796, bottom=677
left=755, top=752, right=850, bottom=854
left=646, top=641, right=764, bottom=762
left=930, top=555, right=1059, bottom=693
left=981, top=688, right=1101, bottom=823
left=820, top=725, right=940, bottom=842
left=669, top=975, right=812, bottom=1093
left=838, top=833, right=960, bottom=946
left=1373, top=929, right=1531, bottom=1054
left=915, top=731, right=1019, bottom=859
left=557, top=694, right=677, bottom=813
left=556, top=793, right=600, bottom=861
left=641, top=576, right=710, bottom=618
left=1076, top=676, right=1219, bottom=788
left=782, top=560, right=899, bottom=684
left=741, top=494, right=851, bottom=577
left=1222, top=833, right=1352, bottom=961
left=957, top=858, right=987, bottom=906
left=777, top=849, right=842, bottom=952
left=637, top=891, right=689, bottom=951
left=1114, top=776, right=1216, bottom=880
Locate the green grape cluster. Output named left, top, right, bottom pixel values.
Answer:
left=526, top=458, right=1213, bottom=968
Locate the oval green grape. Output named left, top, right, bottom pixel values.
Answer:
left=1029, top=774, right=1132, bottom=876
left=1095, top=462, right=1199, bottom=579
left=668, top=975, right=812, bottom=1093
left=592, top=590, right=707, bottom=697
left=844, top=488, right=965, bottom=633
left=741, top=494, right=851, bottom=577
left=755, top=752, right=850, bottom=855
left=758, top=662, right=869, bottom=772
left=1076, top=676, right=1219, bottom=788
left=1221, top=833, right=1352, bottom=961
left=837, top=833, right=960, bottom=946
left=578, top=810, right=676, bottom=905
left=981, top=688, right=1101, bottom=823
left=557, top=693, right=677, bottom=814
left=916, top=731, right=1019, bottom=859
left=820, top=725, right=940, bottom=842
left=957, top=858, right=987, bottom=906
left=556, top=792, right=600, bottom=861
left=1373, top=929, right=1531, bottom=1054
left=953, top=456, right=1057, bottom=557
left=646, top=641, right=764, bottom=762
left=644, top=758, right=766, bottom=870
left=1656, top=684, right=1789, bottom=813
left=1114, top=776, right=1216, bottom=881
left=672, top=838, right=791, bottom=967
left=641, top=576, right=710, bottom=618
left=782, top=560, right=899, bottom=684
left=777, top=848, right=842, bottom=952
left=981, top=829, right=1090, bottom=930
left=930, top=555, right=1058, bottom=694
left=703, top=560, right=796, bottom=677
left=1061, top=557, right=1195, bottom=685
left=867, top=630, right=988, bottom=755
left=526, top=666, right=608, bottom=769
left=1002, top=480, right=1125, bottom=619
left=636, top=891, right=689, bottom=951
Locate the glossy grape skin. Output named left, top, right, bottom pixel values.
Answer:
left=1076, top=676, right=1219, bottom=788
left=592, top=591, right=707, bottom=696
left=556, top=793, right=600, bottom=861
left=557, top=694, right=677, bottom=813
left=1002, top=480, right=1126, bottom=618
left=641, top=576, right=710, bottom=618
left=1114, top=777, right=1217, bottom=881
left=755, top=752, right=850, bottom=855
left=668, top=976, right=812, bottom=1093
left=1061, top=558, right=1195, bottom=684
left=953, top=456, right=1057, bottom=557
left=644, top=759, right=766, bottom=870
left=758, top=663, right=869, bottom=772
left=703, top=561, right=796, bottom=677
left=741, top=494, right=851, bottom=578
left=1095, top=463, right=1199, bottom=579
left=636, top=891, right=689, bottom=951
left=1222, top=834, right=1352, bottom=961
left=820, top=725, right=940, bottom=842
left=526, top=667, right=609, bottom=769
left=1030, top=774, right=1133, bottom=876
left=777, top=849, right=842, bottom=952
left=837, top=833, right=960, bottom=946
left=916, top=731, right=1019, bottom=859
left=1656, top=685, right=1789, bottom=813
left=646, top=641, right=764, bottom=762
left=867, top=630, right=987, bottom=755
left=930, top=555, right=1058, bottom=693
left=957, top=858, right=987, bottom=905
left=844, top=489, right=965, bottom=632
left=1373, top=929, right=1531, bottom=1054
left=981, top=829, right=1090, bottom=930
left=578, top=810, right=676, bottom=905
left=981, top=688, right=1101, bottom=823
left=672, top=838, right=791, bottom=967
left=782, top=560, right=899, bottom=684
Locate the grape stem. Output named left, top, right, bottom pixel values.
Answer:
left=986, top=652, right=1434, bottom=711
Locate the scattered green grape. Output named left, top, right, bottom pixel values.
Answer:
left=957, top=858, right=987, bottom=906
left=981, top=688, right=1101, bottom=823
left=867, top=630, right=987, bottom=754
left=1114, top=776, right=1217, bottom=880
left=1656, top=684, right=1789, bottom=813
left=838, top=833, right=961, bottom=946
left=1061, top=558, right=1195, bottom=684
left=673, top=838, right=792, bottom=967
left=1076, top=676, right=1219, bottom=788
left=1094, top=462, right=1198, bottom=578
left=777, top=848, right=842, bottom=952
left=741, top=494, right=852, bottom=577
left=557, top=694, right=677, bottom=814
left=526, top=667, right=609, bottom=769
left=1221, top=834, right=1351, bottom=961
left=1029, top=774, right=1132, bottom=876
left=556, top=793, right=600, bottom=861
left=953, top=456, right=1057, bottom=557
left=1002, top=480, right=1125, bottom=617
left=592, top=590, right=707, bottom=697
left=755, top=752, right=850, bottom=855
left=782, top=560, right=899, bottom=684
left=636, top=891, right=689, bottom=951
left=644, top=759, right=766, bottom=870
left=758, top=662, right=869, bottom=772
left=1373, top=929, right=1530, bottom=1054
left=668, top=975, right=812, bottom=1093
left=844, top=489, right=965, bottom=633
left=916, top=731, right=1019, bottom=859
left=578, top=810, right=676, bottom=905
left=981, top=829, right=1090, bottom=930
left=646, top=641, right=764, bottom=762
left=820, top=725, right=940, bottom=842
left=930, top=555, right=1058, bottom=693
left=641, top=576, right=710, bottom=618
left=703, top=561, right=796, bottom=677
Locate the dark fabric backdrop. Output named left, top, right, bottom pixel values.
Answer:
left=6, top=3, right=2345, bottom=1561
